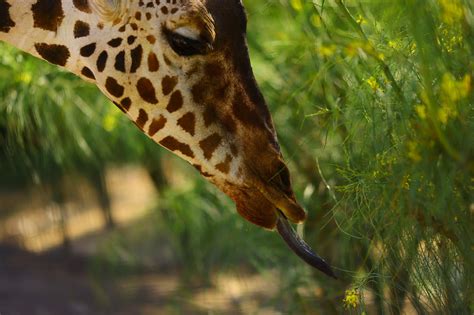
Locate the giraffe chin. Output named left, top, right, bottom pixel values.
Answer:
left=230, top=181, right=306, bottom=229
left=234, top=187, right=279, bottom=229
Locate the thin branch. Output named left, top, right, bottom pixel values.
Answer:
left=335, top=0, right=405, bottom=102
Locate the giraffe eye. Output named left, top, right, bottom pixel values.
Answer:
left=164, top=28, right=212, bottom=57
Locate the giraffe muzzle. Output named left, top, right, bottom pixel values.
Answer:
left=228, top=178, right=337, bottom=278
left=228, top=150, right=337, bottom=277
left=276, top=211, right=338, bottom=279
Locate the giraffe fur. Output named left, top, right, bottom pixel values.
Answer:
left=0, top=0, right=307, bottom=229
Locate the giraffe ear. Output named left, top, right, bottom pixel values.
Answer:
left=90, top=0, right=129, bottom=23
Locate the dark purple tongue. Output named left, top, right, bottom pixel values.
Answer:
left=276, top=213, right=337, bottom=279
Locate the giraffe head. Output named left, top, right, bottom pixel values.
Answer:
left=69, top=0, right=334, bottom=276
left=77, top=0, right=305, bottom=228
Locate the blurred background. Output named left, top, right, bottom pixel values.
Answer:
left=0, top=0, right=472, bottom=314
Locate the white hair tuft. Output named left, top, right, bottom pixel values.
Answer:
left=90, top=0, right=130, bottom=22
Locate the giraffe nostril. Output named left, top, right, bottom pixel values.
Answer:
left=268, top=159, right=293, bottom=197
left=277, top=163, right=291, bottom=192
left=244, top=154, right=306, bottom=224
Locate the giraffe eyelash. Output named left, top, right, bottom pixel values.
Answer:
left=163, top=28, right=213, bottom=57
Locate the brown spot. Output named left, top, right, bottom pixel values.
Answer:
left=230, top=144, right=239, bottom=156
left=136, top=109, right=149, bottom=129
left=166, top=91, right=183, bottom=113
left=108, top=37, right=123, bottom=47
left=203, top=105, right=218, bottom=127
left=170, top=8, right=178, bottom=14
left=160, top=136, right=194, bottom=158
left=222, top=114, right=237, bottom=133
left=190, top=73, right=230, bottom=128
left=74, top=20, right=90, bottom=38
left=113, top=101, right=126, bottom=114
left=193, top=164, right=203, bottom=172
left=127, top=35, right=137, bottom=45
left=205, top=63, right=224, bottom=77
left=191, top=79, right=206, bottom=103
left=147, top=52, right=159, bottom=72
left=105, top=77, right=124, bottom=98
left=161, top=6, right=168, bottom=14
left=177, top=112, right=196, bottom=136
left=193, top=164, right=212, bottom=177
left=34, top=43, right=70, bottom=66
left=199, top=133, right=222, bottom=160
left=135, top=12, right=141, bottom=20
left=191, top=68, right=229, bottom=104
left=130, top=45, right=143, bottom=73
left=0, top=1, right=16, bottom=33
left=121, top=97, right=132, bottom=111
left=118, top=25, right=126, bottom=32
left=32, top=0, right=64, bottom=32
left=232, top=92, right=261, bottom=127
left=81, top=67, right=95, bottom=80
left=162, top=75, right=178, bottom=95
left=146, top=35, right=156, bottom=44
left=163, top=54, right=172, bottom=66
left=80, top=43, right=96, bottom=57
left=216, top=154, right=233, bottom=174
left=96, top=51, right=108, bottom=72
left=214, top=85, right=228, bottom=101
left=73, top=0, right=91, bottom=13
left=114, top=51, right=126, bottom=72
left=148, top=115, right=167, bottom=136
left=136, top=77, right=158, bottom=104
left=146, top=13, right=152, bottom=20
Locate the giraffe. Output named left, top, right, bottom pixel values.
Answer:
left=0, top=0, right=336, bottom=278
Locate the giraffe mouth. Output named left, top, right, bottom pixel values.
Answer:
left=255, top=183, right=306, bottom=224
left=228, top=183, right=337, bottom=278
left=255, top=183, right=337, bottom=278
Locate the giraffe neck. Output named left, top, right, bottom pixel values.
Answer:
left=0, top=0, right=136, bottom=81
left=0, top=0, right=242, bottom=185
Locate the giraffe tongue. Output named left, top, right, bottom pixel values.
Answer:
left=276, top=212, right=338, bottom=279
left=232, top=188, right=337, bottom=278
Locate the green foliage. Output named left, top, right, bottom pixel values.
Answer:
left=245, top=0, right=473, bottom=313
left=1, top=0, right=473, bottom=313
